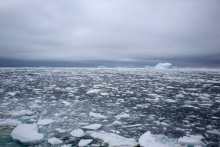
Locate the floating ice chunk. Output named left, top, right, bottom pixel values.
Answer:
left=100, top=93, right=108, bottom=96
left=82, top=124, right=102, bottom=130
left=7, top=92, right=17, bottom=96
left=176, top=94, right=184, bottom=98
left=61, top=100, right=71, bottom=106
left=89, top=112, right=107, bottom=119
left=178, top=135, right=205, bottom=146
left=78, top=139, right=93, bottom=147
left=48, top=137, right=63, bottom=145
left=87, top=89, right=100, bottom=94
left=112, top=120, right=122, bottom=125
left=115, top=113, right=130, bottom=119
left=139, top=131, right=169, bottom=147
left=61, top=144, right=72, bottom=147
left=6, top=110, right=33, bottom=117
left=37, top=119, right=54, bottom=125
left=121, top=124, right=142, bottom=128
left=165, top=99, right=176, bottom=103
left=91, top=131, right=138, bottom=147
left=0, top=119, right=22, bottom=127
left=207, top=130, right=220, bottom=136
left=70, top=129, right=85, bottom=137
left=55, top=128, right=66, bottom=133
left=155, top=63, right=172, bottom=69
left=10, top=124, right=44, bottom=145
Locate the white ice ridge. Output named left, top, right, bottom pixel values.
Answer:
left=139, top=131, right=169, bottom=147
left=0, top=119, right=22, bottom=127
left=91, top=131, right=138, bottom=147
left=178, top=135, right=205, bottom=146
left=37, top=119, right=54, bottom=125
left=82, top=124, right=102, bottom=130
left=10, top=124, right=44, bottom=145
left=70, top=129, right=85, bottom=137
left=89, top=112, right=107, bottom=119
left=87, top=89, right=100, bottom=94
left=154, top=63, right=172, bottom=69
left=6, top=110, right=33, bottom=117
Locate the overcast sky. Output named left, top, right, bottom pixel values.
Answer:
left=0, top=0, right=220, bottom=67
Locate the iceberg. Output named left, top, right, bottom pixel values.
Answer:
left=154, top=63, right=172, bottom=69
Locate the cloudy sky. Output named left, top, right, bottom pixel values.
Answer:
left=0, top=0, right=220, bottom=67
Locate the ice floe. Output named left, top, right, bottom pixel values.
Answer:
left=70, top=129, right=85, bottom=137
left=37, top=119, right=54, bottom=125
left=48, top=137, right=63, bottom=145
left=178, top=135, right=205, bottom=146
left=78, top=139, right=93, bottom=147
left=89, top=112, right=107, bottom=119
left=91, top=131, right=138, bottom=147
left=10, top=124, right=44, bottom=145
left=82, top=124, right=102, bottom=130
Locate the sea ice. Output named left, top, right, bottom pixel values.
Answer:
left=139, top=131, right=169, bottom=147
left=115, top=113, right=130, bottom=119
left=10, top=124, right=44, bottom=145
left=0, top=119, right=22, bottom=127
left=37, top=119, right=54, bottom=125
left=82, top=124, right=102, bottom=130
left=87, top=89, right=100, bottom=94
left=91, top=131, right=138, bottom=147
left=178, top=135, right=205, bottom=146
left=78, top=139, right=93, bottom=147
left=89, top=112, right=107, bottom=119
left=48, top=137, right=63, bottom=145
left=70, top=129, right=85, bottom=137
left=6, top=110, right=33, bottom=117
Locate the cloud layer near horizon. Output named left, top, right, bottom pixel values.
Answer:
left=0, top=0, right=220, bottom=65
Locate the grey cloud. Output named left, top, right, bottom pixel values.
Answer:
left=0, top=0, right=220, bottom=67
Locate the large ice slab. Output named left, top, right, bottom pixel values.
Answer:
left=10, top=124, right=44, bottom=145
left=91, top=131, right=138, bottom=147
left=139, top=131, right=169, bottom=147
left=78, top=139, right=93, bottom=147
left=178, top=135, right=205, bottom=146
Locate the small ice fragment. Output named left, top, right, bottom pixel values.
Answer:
left=115, top=113, right=130, bottom=119
left=78, top=139, right=93, bottom=147
left=82, top=124, right=102, bottom=130
left=70, top=129, right=85, bottom=137
left=89, top=112, right=107, bottom=119
left=112, top=120, right=122, bottom=125
left=37, top=119, right=54, bottom=125
left=55, top=128, right=66, bottom=133
left=48, top=137, right=63, bottom=145
left=87, top=89, right=100, bottom=94
left=61, top=100, right=71, bottom=106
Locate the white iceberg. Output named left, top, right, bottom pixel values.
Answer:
left=91, top=131, right=138, bottom=147
left=10, top=124, right=44, bottom=145
left=154, top=63, right=172, bottom=69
